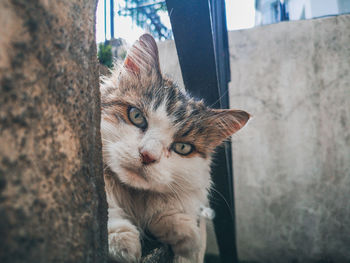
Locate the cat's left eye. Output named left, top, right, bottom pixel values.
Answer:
left=128, top=107, right=147, bottom=130
left=172, top=142, right=193, bottom=156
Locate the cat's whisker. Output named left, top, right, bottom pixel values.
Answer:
left=103, top=159, right=115, bottom=170
left=208, top=186, right=235, bottom=222
left=167, top=183, right=186, bottom=211
left=208, top=88, right=230, bottom=109
left=101, top=139, right=115, bottom=145
left=170, top=179, right=194, bottom=200
left=171, top=173, right=195, bottom=187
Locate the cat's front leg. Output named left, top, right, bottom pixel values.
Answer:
left=148, top=211, right=201, bottom=259
left=108, top=208, right=141, bottom=263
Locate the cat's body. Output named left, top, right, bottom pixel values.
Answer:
left=100, top=34, right=249, bottom=262
left=104, top=167, right=207, bottom=262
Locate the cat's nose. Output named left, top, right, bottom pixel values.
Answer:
left=140, top=149, right=157, bottom=165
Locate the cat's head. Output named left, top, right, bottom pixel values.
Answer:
left=100, top=34, right=249, bottom=193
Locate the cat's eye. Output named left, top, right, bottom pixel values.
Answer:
left=172, top=142, right=193, bottom=156
left=128, top=107, right=147, bottom=130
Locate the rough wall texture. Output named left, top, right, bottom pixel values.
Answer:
left=158, top=40, right=185, bottom=91
left=0, top=0, right=107, bottom=262
left=229, top=15, right=350, bottom=262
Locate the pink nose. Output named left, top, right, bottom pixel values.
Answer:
left=140, top=150, right=156, bottom=165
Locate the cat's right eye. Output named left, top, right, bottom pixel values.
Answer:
left=128, top=107, right=148, bottom=130
left=172, top=142, right=193, bottom=156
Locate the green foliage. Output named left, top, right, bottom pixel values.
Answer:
left=119, top=49, right=127, bottom=61
left=98, top=43, right=113, bottom=68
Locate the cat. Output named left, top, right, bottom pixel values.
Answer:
left=100, top=33, right=250, bottom=262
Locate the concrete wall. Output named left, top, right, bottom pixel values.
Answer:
left=338, top=0, right=350, bottom=14
left=158, top=40, right=185, bottom=91
left=158, top=14, right=350, bottom=263
left=229, top=15, right=350, bottom=262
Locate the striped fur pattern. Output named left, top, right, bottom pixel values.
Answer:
left=101, top=34, right=249, bottom=262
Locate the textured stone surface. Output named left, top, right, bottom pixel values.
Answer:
left=0, top=0, right=107, bottom=262
left=229, top=15, right=350, bottom=262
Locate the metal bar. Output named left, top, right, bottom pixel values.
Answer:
left=209, top=1, right=238, bottom=262
left=165, top=1, right=238, bottom=262
left=110, top=0, right=114, bottom=39
left=104, top=0, right=107, bottom=42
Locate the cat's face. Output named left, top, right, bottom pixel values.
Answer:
left=100, top=34, right=249, bottom=193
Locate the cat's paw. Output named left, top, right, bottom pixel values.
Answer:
left=150, top=213, right=201, bottom=259
left=170, top=222, right=201, bottom=258
left=108, top=227, right=142, bottom=263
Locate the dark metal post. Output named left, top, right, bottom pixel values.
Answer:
left=110, top=0, right=114, bottom=39
left=279, top=0, right=289, bottom=21
left=209, top=1, right=238, bottom=261
left=165, top=0, right=238, bottom=262
left=104, top=0, right=107, bottom=41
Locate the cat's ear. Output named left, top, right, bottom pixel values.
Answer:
left=206, top=109, right=250, bottom=147
left=124, top=33, right=161, bottom=76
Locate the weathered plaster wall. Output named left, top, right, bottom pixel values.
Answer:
left=158, top=40, right=185, bottom=91
left=229, top=15, right=350, bottom=262
left=0, top=0, right=107, bottom=262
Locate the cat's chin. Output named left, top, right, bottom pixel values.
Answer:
left=112, top=165, right=172, bottom=193
left=117, top=166, right=149, bottom=189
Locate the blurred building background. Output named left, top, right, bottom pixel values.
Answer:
left=96, top=0, right=350, bottom=44
left=255, top=0, right=350, bottom=25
